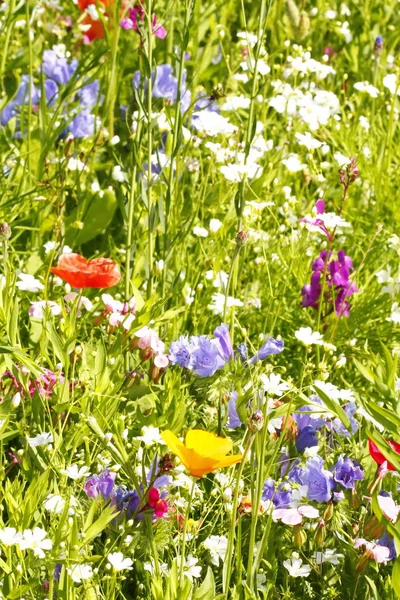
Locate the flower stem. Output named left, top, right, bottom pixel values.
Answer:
left=179, top=477, right=196, bottom=585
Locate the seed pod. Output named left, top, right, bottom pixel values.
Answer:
left=314, top=519, right=326, bottom=546
left=323, top=502, right=334, bottom=522
left=293, top=525, right=307, bottom=547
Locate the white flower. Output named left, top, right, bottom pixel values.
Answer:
left=388, top=234, right=400, bottom=255
left=43, top=241, right=57, bottom=254
left=282, top=154, right=306, bottom=172
left=220, top=162, right=261, bottom=182
left=313, top=549, right=344, bottom=565
left=203, top=535, right=228, bottom=566
left=240, top=57, right=271, bottom=76
left=354, top=81, right=379, bottom=98
left=283, top=553, right=311, bottom=577
left=85, top=4, right=99, bottom=19
left=295, top=327, right=324, bottom=346
left=260, top=373, right=290, bottom=396
left=295, top=132, right=322, bottom=150
left=61, top=464, right=91, bottom=480
left=28, top=432, right=54, bottom=448
left=193, top=226, right=209, bottom=238
left=108, top=552, right=133, bottom=571
left=387, top=302, right=400, bottom=324
left=0, top=527, right=23, bottom=546
left=221, top=95, right=251, bottom=111
left=237, top=31, right=259, bottom=48
left=68, top=564, right=93, bottom=583
left=44, top=494, right=65, bottom=514
left=359, top=116, right=370, bottom=131
left=192, top=112, right=237, bottom=136
left=313, top=380, right=354, bottom=402
left=181, top=555, right=202, bottom=581
left=112, top=165, right=127, bottom=182
left=16, top=273, right=44, bottom=292
left=18, top=527, right=52, bottom=558
left=383, top=73, right=399, bottom=96
left=209, top=218, right=222, bottom=233
left=333, top=152, right=350, bottom=167
left=136, top=426, right=166, bottom=447
left=29, top=301, right=62, bottom=319
left=209, top=292, right=243, bottom=315
left=67, top=157, right=88, bottom=171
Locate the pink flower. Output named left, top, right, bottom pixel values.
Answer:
left=377, top=495, right=400, bottom=522
left=120, top=4, right=167, bottom=39
left=273, top=505, right=319, bottom=526
left=101, top=293, right=136, bottom=330
left=64, top=292, right=93, bottom=315
left=354, top=538, right=390, bottom=563
left=29, top=301, right=62, bottom=319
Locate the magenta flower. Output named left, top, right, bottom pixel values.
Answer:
left=120, top=4, right=167, bottom=39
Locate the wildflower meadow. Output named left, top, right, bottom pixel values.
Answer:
left=1, top=0, right=400, bottom=598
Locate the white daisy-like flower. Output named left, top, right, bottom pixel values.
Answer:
left=108, top=552, right=133, bottom=571
left=61, top=464, right=91, bottom=480
left=16, top=273, right=44, bottom=292
left=0, top=527, right=23, bottom=546
left=136, top=426, right=166, bottom=447
left=283, top=553, right=311, bottom=577
left=313, top=549, right=344, bottom=565
left=68, top=564, right=93, bottom=583
left=203, top=535, right=228, bottom=566
left=282, top=154, right=306, bottom=172
left=18, top=527, right=52, bottom=558
left=260, top=373, right=290, bottom=397
left=295, top=326, right=324, bottom=346
left=28, top=432, right=54, bottom=448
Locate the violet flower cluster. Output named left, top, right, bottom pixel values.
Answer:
left=1, top=51, right=99, bottom=138
left=301, top=249, right=358, bottom=317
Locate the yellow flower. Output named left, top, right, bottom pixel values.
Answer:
left=161, top=429, right=243, bottom=478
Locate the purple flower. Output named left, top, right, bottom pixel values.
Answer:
left=168, top=335, right=193, bottom=368
left=190, top=336, right=226, bottom=377
left=262, top=478, right=293, bottom=508
left=330, top=401, right=359, bottom=437
left=249, top=337, right=284, bottom=364
left=236, top=342, right=248, bottom=362
left=333, top=455, right=363, bottom=489
left=301, top=456, right=335, bottom=503
left=296, top=426, right=319, bottom=452
left=133, top=64, right=191, bottom=113
left=84, top=469, right=115, bottom=500
left=213, top=323, right=233, bottom=361
left=77, top=80, right=100, bottom=107
left=378, top=532, right=396, bottom=560
left=227, top=391, right=242, bottom=429
left=42, top=50, right=78, bottom=85
left=68, top=110, right=95, bottom=138
left=294, top=397, right=325, bottom=452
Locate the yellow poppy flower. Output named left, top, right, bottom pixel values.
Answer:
left=161, top=429, right=243, bottom=478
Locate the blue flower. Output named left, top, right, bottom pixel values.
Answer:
left=333, top=455, right=363, bottom=489
left=133, top=64, right=191, bottom=113
left=262, top=478, right=293, bottom=508
left=249, top=337, right=284, bottom=364
left=169, top=335, right=193, bottom=368
left=68, top=109, right=95, bottom=138
left=42, top=50, right=78, bottom=85
left=296, top=425, right=319, bottom=452
left=227, top=391, right=242, bottom=429
left=213, top=323, right=233, bottom=361
left=77, top=80, right=100, bottom=107
left=190, top=335, right=226, bottom=377
left=301, top=456, right=335, bottom=503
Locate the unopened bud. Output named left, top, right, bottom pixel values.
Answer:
left=248, top=410, right=264, bottom=432
left=11, top=392, right=21, bottom=408
left=0, top=223, right=11, bottom=241
left=293, top=525, right=307, bottom=547
left=298, top=11, right=310, bottom=39
left=314, top=519, right=326, bottom=546
left=236, top=231, right=248, bottom=246
left=323, top=502, right=334, bottom=522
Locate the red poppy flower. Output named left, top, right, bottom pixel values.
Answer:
left=78, top=0, right=112, bottom=41
left=368, top=439, right=400, bottom=471
left=51, top=253, right=121, bottom=289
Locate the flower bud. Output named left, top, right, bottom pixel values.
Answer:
left=323, top=502, right=334, bottom=522
left=314, top=519, right=326, bottom=547
left=248, top=410, right=264, bottom=433
left=298, top=11, right=310, bottom=39
left=363, top=515, right=384, bottom=539
left=0, top=223, right=11, bottom=241
left=235, top=231, right=249, bottom=246
left=286, top=0, right=300, bottom=28
left=293, top=525, right=307, bottom=547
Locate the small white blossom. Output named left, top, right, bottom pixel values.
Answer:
left=18, top=527, right=52, bottom=558
left=295, top=327, right=324, bottom=346
left=28, top=432, right=54, bottom=448
left=16, top=273, right=44, bottom=292
left=68, top=564, right=93, bottom=583
left=283, top=553, right=311, bottom=577
left=108, top=552, right=133, bottom=571
left=203, top=535, right=228, bottom=566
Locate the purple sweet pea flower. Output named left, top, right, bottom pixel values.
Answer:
left=213, top=323, right=233, bottom=361
left=249, top=337, right=284, bottom=364
left=301, top=456, right=335, bottom=503
left=333, top=455, right=363, bottom=489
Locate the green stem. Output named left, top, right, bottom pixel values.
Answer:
left=179, top=477, right=196, bottom=585
left=223, top=433, right=254, bottom=596
left=146, top=0, right=154, bottom=300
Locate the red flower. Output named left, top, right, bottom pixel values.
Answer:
left=77, top=0, right=115, bottom=42
left=368, top=439, right=400, bottom=471
left=51, top=253, right=121, bottom=289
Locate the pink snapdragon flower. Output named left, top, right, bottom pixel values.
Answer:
left=120, top=4, right=167, bottom=39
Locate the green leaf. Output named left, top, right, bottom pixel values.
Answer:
left=69, top=189, right=117, bottom=245
left=313, top=385, right=351, bottom=431
left=392, top=556, right=400, bottom=597
left=79, top=505, right=117, bottom=548
left=193, top=567, right=216, bottom=600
